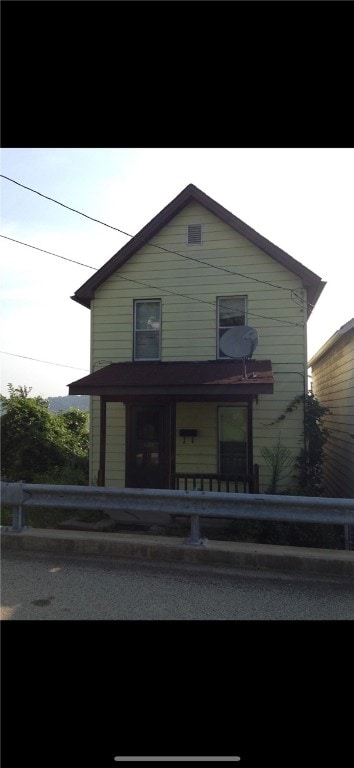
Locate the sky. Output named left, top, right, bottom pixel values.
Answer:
left=1, top=147, right=353, bottom=398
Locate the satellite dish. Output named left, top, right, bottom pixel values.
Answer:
left=220, top=326, right=259, bottom=360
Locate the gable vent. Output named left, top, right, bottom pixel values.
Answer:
left=187, top=224, right=202, bottom=244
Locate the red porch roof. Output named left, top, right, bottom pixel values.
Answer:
left=68, top=360, right=274, bottom=398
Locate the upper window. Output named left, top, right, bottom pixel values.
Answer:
left=134, top=300, right=161, bottom=360
left=187, top=224, right=202, bottom=245
left=217, top=296, right=246, bottom=357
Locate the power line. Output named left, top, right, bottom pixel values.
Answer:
left=0, top=234, right=96, bottom=270
left=0, top=350, right=89, bottom=371
left=0, top=173, right=309, bottom=306
left=1, top=233, right=303, bottom=327
left=0, top=174, right=131, bottom=237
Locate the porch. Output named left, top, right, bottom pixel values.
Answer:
left=69, top=360, right=273, bottom=493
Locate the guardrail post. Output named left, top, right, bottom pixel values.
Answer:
left=11, top=504, right=25, bottom=532
left=344, top=524, right=353, bottom=551
left=0, top=481, right=27, bottom=532
left=183, top=514, right=208, bottom=548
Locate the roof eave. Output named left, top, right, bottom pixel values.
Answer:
left=71, top=183, right=325, bottom=311
left=306, top=280, right=326, bottom=318
left=71, top=294, right=91, bottom=309
left=308, top=317, right=354, bottom=367
left=71, top=185, right=198, bottom=306
left=68, top=384, right=274, bottom=397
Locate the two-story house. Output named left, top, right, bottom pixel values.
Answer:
left=69, top=183, right=325, bottom=494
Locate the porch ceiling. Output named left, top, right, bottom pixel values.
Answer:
left=68, top=360, right=274, bottom=398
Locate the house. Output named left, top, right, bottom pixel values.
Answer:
left=308, top=319, right=354, bottom=498
left=69, top=183, right=325, bottom=494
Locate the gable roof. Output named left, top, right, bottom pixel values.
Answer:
left=72, top=183, right=325, bottom=316
left=308, top=318, right=354, bottom=367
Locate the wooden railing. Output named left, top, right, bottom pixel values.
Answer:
left=172, top=466, right=259, bottom=494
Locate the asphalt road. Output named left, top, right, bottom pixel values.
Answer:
left=1, top=549, right=354, bottom=620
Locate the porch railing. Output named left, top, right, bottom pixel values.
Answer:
left=172, top=464, right=259, bottom=494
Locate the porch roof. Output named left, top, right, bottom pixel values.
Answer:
left=68, top=360, right=274, bottom=398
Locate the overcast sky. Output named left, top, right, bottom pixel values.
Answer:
left=1, top=147, right=353, bottom=398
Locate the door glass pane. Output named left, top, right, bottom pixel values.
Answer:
left=135, top=411, right=160, bottom=467
left=127, top=405, right=169, bottom=490
left=219, top=406, right=248, bottom=475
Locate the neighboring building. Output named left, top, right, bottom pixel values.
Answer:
left=69, top=183, right=325, bottom=493
left=308, top=319, right=354, bottom=498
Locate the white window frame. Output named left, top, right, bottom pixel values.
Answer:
left=133, top=299, right=161, bottom=361
left=217, top=295, right=247, bottom=358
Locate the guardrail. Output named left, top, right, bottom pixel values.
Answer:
left=344, top=523, right=354, bottom=551
left=1, top=481, right=354, bottom=548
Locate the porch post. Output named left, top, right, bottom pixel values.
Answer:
left=98, top=396, right=107, bottom=486
left=169, top=401, right=176, bottom=489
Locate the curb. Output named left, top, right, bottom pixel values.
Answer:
left=2, top=527, right=354, bottom=577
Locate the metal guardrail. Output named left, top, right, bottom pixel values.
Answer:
left=1, top=481, right=354, bottom=548
left=344, top=524, right=354, bottom=551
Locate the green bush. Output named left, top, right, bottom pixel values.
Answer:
left=1, top=384, right=89, bottom=486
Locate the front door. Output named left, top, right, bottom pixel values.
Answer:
left=126, top=405, right=171, bottom=489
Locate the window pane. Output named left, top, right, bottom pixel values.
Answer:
left=135, top=331, right=159, bottom=359
left=219, top=297, right=245, bottom=327
left=219, top=407, right=248, bottom=475
left=218, top=297, right=246, bottom=357
left=134, top=301, right=161, bottom=360
left=136, top=302, right=160, bottom=329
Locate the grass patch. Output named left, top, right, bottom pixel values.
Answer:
left=0, top=505, right=106, bottom=529
left=156, top=517, right=345, bottom=550
left=196, top=519, right=345, bottom=550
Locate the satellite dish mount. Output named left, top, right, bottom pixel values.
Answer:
left=219, top=326, right=259, bottom=378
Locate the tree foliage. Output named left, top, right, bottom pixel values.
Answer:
left=1, top=384, right=89, bottom=484
left=263, top=390, right=331, bottom=496
left=295, top=391, right=331, bottom=495
left=260, top=441, right=294, bottom=494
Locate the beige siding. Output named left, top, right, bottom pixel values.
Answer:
left=90, top=201, right=307, bottom=492
left=90, top=398, right=126, bottom=487
left=310, top=330, right=354, bottom=498
left=176, top=403, right=218, bottom=476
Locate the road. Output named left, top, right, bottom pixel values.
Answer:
left=1, top=548, right=353, bottom=619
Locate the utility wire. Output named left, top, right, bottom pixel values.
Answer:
left=0, top=173, right=309, bottom=306
left=1, top=233, right=304, bottom=327
left=0, top=174, right=131, bottom=236
left=0, top=350, right=89, bottom=371
left=0, top=234, right=96, bottom=270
